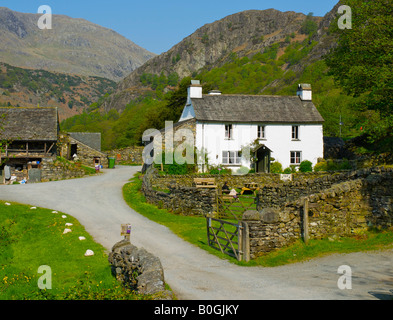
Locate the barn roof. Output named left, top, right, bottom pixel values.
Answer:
left=0, top=107, right=59, bottom=141
left=190, top=95, right=324, bottom=123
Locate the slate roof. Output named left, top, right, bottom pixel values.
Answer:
left=0, top=107, right=59, bottom=141
left=190, top=95, right=324, bottom=123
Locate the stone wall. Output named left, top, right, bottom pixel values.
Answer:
left=108, top=240, right=172, bottom=299
left=40, top=157, right=85, bottom=182
left=257, top=168, right=390, bottom=209
left=107, top=146, right=144, bottom=165
left=142, top=168, right=216, bottom=216
left=244, top=169, right=393, bottom=258
left=150, top=172, right=281, bottom=190
left=144, top=166, right=393, bottom=259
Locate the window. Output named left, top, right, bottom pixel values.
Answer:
left=290, top=151, right=302, bottom=165
left=258, top=125, right=266, bottom=139
left=225, top=124, right=233, bottom=140
left=292, top=126, right=299, bottom=140
left=222, top=151, right=242, bottom=165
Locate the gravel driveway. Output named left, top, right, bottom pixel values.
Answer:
left=1, top=166, right=392, bottom=300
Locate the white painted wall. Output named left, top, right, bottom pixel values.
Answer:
left=195, top=122, right=323, bottom=171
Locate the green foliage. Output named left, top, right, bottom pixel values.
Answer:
left=300, top=13, right=318, bottom=35
left=313, top=161, right=328, bottom=172
left=208, top=165, right=232, bottom=175
left=325, top=0, right=393, bottom=115
left=140, top=71, right=180, bottom=90
left=270, top=161, right=283, bottom=174
left=313, top=159, right=353, bottom=172
left=324, top=0, right=393, bottom=148
left=299, top=160, right=313, bottom=172
left=283, top=167, right=292, bottom=174
left=197, top=44, right=284, bottom=95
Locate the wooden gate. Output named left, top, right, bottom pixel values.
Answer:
left=216, top=192, right=260, bottom=221
left=206, top=217, right=249, bottom=261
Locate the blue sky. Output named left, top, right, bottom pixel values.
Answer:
left=1, top=0, right=339, bottom=54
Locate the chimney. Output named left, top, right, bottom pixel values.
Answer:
left=187, top=80, right=203, bottom=99
left=297, top=84, right=312, bottom=101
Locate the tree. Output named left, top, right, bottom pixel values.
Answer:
left=325, top=0, right=393, bottom=116
left=300, top=12, right=318, bottom=35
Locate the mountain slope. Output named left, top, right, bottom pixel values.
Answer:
left=63, top=3, right=357, bottom=150
left=104, top=8, right=326, bottom=112
left=0, top=62, right=116, bottom=121
left=0, top=7, right=156, bottom=81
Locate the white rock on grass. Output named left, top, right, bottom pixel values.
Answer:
left=79, top=236, right=86, bottom=241
left=62, top=215, right=67, bottom=219
left=63, top=228, right=72, bottom=234
left=30, top=207, right=37, bottom=210
left=52, top=211, right=58, bottom=214
left=84, top=250, right=94, bottom=257
left=65, top=223, right=73, bottom=227
left=5, top=203, right=11, bottom=206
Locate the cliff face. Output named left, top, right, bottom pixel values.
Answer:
left=106, top=8, right=339, bottom=113
left=0, top=7, right=156, bottom=81
left=118, top=9, right=312, bottom=91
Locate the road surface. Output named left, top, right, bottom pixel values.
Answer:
left=0, top=166, right=392, bottom=300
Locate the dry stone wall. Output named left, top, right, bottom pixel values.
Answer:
left=142, top=168, right=216, bottom=216
left=143, top=166, right=393, bottom=259
left=40, top=157, right=85, bottom=182
left=107, top=146, right=144, bottom=165
left=245, top=168, right=393, bottom=258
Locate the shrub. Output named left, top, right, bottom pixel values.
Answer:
left=314, top=159, right=353, bottom=172
left=270, top=161, right=283, bottom=173
left=314, top=160, right=328, bottom=172
left=283, top=167, right=292, bottom=174
left=299, top=160, right=313, bottom=172
left=209, top=165, right=232, bottom=175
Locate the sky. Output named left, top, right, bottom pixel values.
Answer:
left=1, top=0, right=339, bottom=54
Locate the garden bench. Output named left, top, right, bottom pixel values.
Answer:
left=194, top=178, right=217, bottom=189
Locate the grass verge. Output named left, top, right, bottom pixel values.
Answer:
left=0, top=201, right=151, bottom=300
left=123, top=173, right=393, bottom=267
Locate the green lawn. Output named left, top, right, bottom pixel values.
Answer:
left=123, top=174, right=393, bottom=267
left=0, top=201, right=150, bottom=300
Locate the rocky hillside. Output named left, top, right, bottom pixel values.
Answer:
left=0, top=7, right=155, bottom=81
left=0, top=62, right=116, bottom=121
left=104, top=7, right=339, bottom=113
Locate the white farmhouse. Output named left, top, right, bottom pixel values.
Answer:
left=179, top=81, right=324, bottom=172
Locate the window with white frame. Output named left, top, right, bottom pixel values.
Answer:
left=225, top=124, right=233, bottom=140
left=290, top=151, right=302, bottom=165
left=258, top=125, right=266, bottom=139
left=222, top=151, right=242, bottom=165
left=292, top=125, right=300, bottom=140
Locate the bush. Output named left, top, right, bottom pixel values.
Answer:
left=208, top=165, right=232, bottom=175
left=314, top=159, right=353, bottom=172
left=270, top=161, right=283, bottom=173
left=299, top=160, right=313, bottom=172
left=283, top=167, right=292, bottom=174
left=314, top=160, right=328, bottom=172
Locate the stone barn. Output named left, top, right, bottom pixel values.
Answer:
left=58, top=132, right=108, bottom=168
left=0, top=107, right=59, bottom=183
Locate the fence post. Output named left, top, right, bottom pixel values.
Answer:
left=303, top=198, right=309, bottom=245
left=241, top=221, right=250, bottom=262
left=206, top=216, right=211, bottom=246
